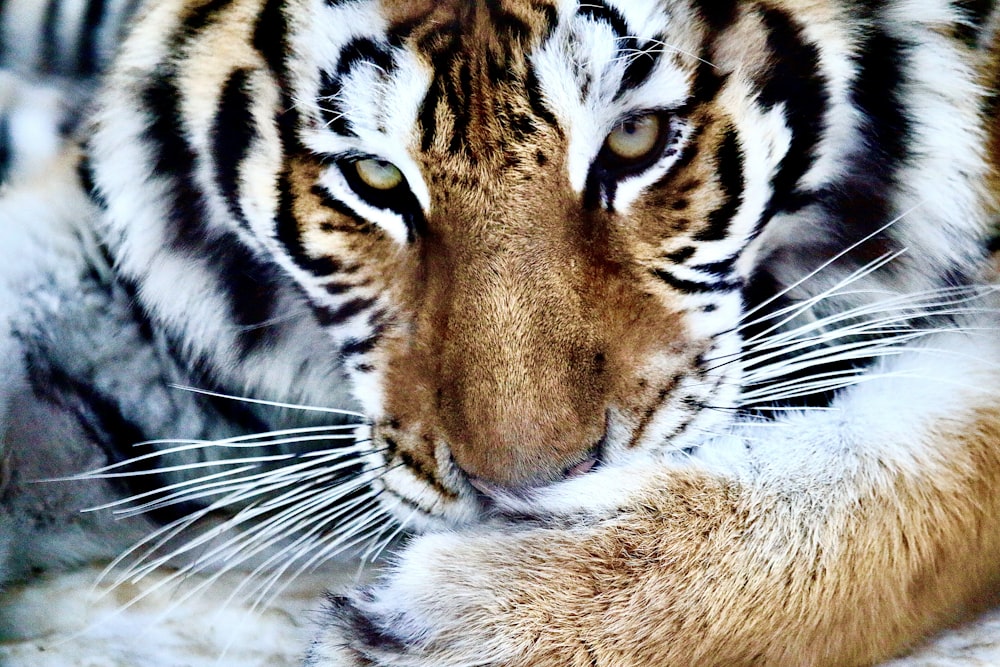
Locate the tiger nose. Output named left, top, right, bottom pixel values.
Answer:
left=466, top=452, right=599, bottom=501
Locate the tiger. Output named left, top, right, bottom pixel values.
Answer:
left=3, top=0, right=1000, bottom=665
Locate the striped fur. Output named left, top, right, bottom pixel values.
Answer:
left=2, top=0, right=1000, bottom=665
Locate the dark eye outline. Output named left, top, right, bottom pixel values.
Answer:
left=593, top=110, right=681, bottom=181
left=317, top=152, right=427, bottom=240
left=333, top=153, right=421, bottom=219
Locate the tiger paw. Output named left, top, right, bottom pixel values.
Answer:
left=303, top=531, right=526, bottom=667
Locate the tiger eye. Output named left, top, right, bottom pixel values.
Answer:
left=355, top=158, right=404, bottom=190
left=605, top=114, right=662, bottom=161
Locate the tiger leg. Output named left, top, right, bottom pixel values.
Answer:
left=305, top=329, right=1000, bottom=667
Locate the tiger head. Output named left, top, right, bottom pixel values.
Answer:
left=88, top=0, right=991, bottom=530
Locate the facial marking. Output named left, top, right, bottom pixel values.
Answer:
left=531, top=0, right=698, bottom=202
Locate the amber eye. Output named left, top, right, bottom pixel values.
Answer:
left=355, top=158, right=404, bottom=191
left=605, top=114, right=663, bottom=161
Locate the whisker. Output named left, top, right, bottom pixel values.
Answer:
left=109, top=458, right=398, bottom=584
left=739, top=205, right=922, bottom=325
left=740, top=248, right=908, bottom=340
left=108, top=447, right=379, bottom=519
left=243, top=502, right=393, bottom=612
left=132, top=423, right=364, bottom=448
left=167, top=384, right=368, bottom=420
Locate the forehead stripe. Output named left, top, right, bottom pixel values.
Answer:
left=615, top=37, right=664, bottom=99
left=576, top=0, right=629, bottom=38
left=316, top=38, right=398, bottom=138
left=318, top=70, right=354, bottom=137
left=337, top=36, right=396, bottom=75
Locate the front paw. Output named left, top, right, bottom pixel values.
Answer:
left=302, top=592, right=416, bottom=667
left=303, top=532, right=522, bottom=667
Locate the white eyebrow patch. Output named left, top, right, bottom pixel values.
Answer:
left=289, top=0, right=433, bottom=229
left=529, top=0, right=695, bottom=197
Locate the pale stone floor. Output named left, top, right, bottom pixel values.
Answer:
left=1, top=564, right=999, bottom=667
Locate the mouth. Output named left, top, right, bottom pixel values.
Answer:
left=465, top=434, right=607, bottom=504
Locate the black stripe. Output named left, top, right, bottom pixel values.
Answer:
left=141, top=72, right=207, bottom=247
left=757, top=7, right=828, bottom=222
left=617, top=38, right=663, bottom=98
left=318, top=69, right=352, bottom=136
left=682, top=60, right=728, bottom=112
left=415, top=23, right=464, bottom=154
left=693, top=0, right=738, bottom=31
left=665, top=246, right=696, bottom=264
left=253, top=0, right=300, bottom=155
left=24, top=353, right=196, bottom=525
left=341, top=333, right=381, bottom=358
left=310, top=184, right=376, bottom=233
left=76, top=0, right=108, bottom=76
left=484, top=2, right=534, bottom=41
left=577, top=0, right=629, bottom=38
left=253, top=0, right=290, bottom=93
left=524, top=65, right=561, bottom=133
left=141, top=60, right=279, bottom=359
left=0, top=111, right=10, bottom=183
left=315, top=297, right=377, bottom=327
left=534, top=2, right=559, bottom=42
left=952, top=0, right=997, bottom=44
left=115, top=272, right=157, bottom=343
left=324, top=281, right=356, bottom=295
left=690, top=257, right=737, bottom=277
left=183, top=0, right=234, bottom=34
left=850, top=29, right=912, bottom=177
left=652, top=268, right=740, bottom=294
left=213, top=68, right=256, bottom=229
left=694, top=128, right=744, bottom=242
left=206, top=233, right=286, bottom=357
left=418, top=74, right=442, bottom=152
left=337, top=36, right=394, bottom=76
left=25, top=338, right=299, bottom=525
left=657, top=126, right=703, bottom=185
left=41, top=0, right=60, bottom=72
left=77, top=153, right=108, bottom=208
left=140, top=4, right=238, bottom=218
left=449, top=58, right=474, bottom=155
left=807, top=28, right=913, bottom=244
left=276, top=172, right=344, bottom=275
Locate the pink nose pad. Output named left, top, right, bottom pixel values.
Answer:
left=564, top=455, right=598, bottom=479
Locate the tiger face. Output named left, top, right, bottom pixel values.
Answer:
left=276, top=0, right=789, bottom=527
left=90, top=0, right=990, bottom=531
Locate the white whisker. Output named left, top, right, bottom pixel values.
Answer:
left=739, top=204, right=922, bottom=326
left=167, top=384, right=368, bottom=419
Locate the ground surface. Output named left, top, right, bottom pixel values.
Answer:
left=1, top=564, right=999, bottom=666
